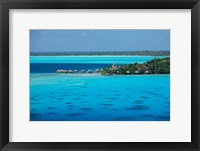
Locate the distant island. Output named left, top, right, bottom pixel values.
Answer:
left=31, top=50, right=170, bottom=56
left=101, top=57, right=170, bottom=75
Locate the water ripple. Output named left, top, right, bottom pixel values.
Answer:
left=65, top=112, right=84, bottom=116
left=101, top=103, right=113, bottom=106
left=47, top=107, right=56, bottom=109
left=79, top=107, right=92, bottom=111
left=126, top=105, right=150, bottom=110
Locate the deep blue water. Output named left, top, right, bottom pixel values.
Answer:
left=30, top=56, right=166, bottom=73
left=31, top=63, right=111, bottom=73
left=30, top=56, right=170, bottom=121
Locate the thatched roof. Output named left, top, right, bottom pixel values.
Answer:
left=88, top=70, right=93, bottom=73
left=126, top=71, right=130, bottom=74
left=81, top=70, right=85, bottom=73
left=144, top=70, right=149, bottom=74
left=74, top=70, right=78, bottom=73
left=56, top=69, right=62, bottom=73
left=56, top=69, right=67, bottom=73
left=135, top=70, right=139, bottom=74
left=95, top=69, right=99, bottom=72
left=68, top=70, right=73, bottom=73
left=110, top=63, right=119, bottom=70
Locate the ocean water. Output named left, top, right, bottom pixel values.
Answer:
left=30, top=56, right=170, bottom=121
left=30, top=56, right=166, bottom=73
left=30, top=56, right=165, bottom=64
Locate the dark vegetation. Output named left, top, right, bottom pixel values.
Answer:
left=31, top=50, right=170, bottom=56
left=101, top=57, right=170, bottom=75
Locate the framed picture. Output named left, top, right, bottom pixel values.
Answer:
left=0, top=0, right=200, bottom=150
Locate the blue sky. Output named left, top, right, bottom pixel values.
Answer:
left=30, top=30, right=170, bottom=52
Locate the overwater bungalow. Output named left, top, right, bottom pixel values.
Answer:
left=81, top=70, right=85, bottom=73
left=74, top=70, right=78, bottom=73
left=95, top=69, right=99, bottom=73
left=135, top=70, right=139, bottom=74
left=63, top=70, right=67, bottom=73
left=56, top=69, right=62, bottom=73
left=68, top=70, right=73, bottom=73
left=101, top=57, right=170, bottom=75
left=56, top=69, right=67, bottom=73
left=88, top=69, right=93, bottom=73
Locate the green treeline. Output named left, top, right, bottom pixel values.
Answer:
left=101, top=57, right=170, bottom=75
left=31, top=51, right=170, bottom=56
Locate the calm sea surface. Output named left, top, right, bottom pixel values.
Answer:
left=30, top=56, right=166, bottom=73
left=30, top=56, right=170, bottom=121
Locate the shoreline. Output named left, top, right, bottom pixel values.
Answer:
left=30, top=55, right=169, bottom=57
left=30, top=73, right=170, bottom=77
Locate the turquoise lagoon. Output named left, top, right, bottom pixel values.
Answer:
left=30, top=55, right=165, bottom=64
left=30, top=56, right=170, bottom=121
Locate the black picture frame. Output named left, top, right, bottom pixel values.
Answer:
left=0, top=0, right=200, bottom=151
